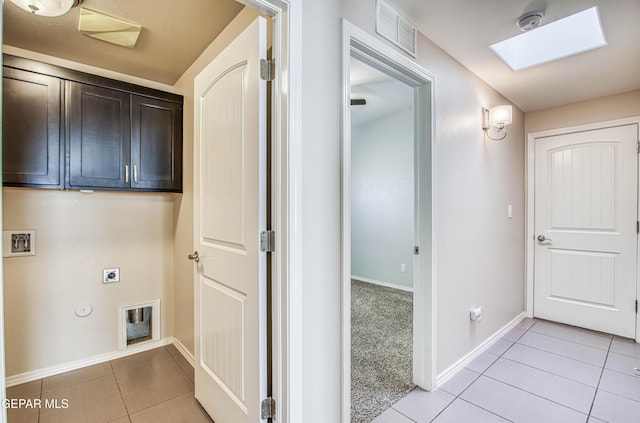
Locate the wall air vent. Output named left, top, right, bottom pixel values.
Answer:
left=376, top=0, right=417, bottom=57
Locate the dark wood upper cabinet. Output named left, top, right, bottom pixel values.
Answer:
left=2, top=54, right=183, bottom=193
left=131, top=95, right=183, bottom=192
left=2, top=67, right=63, bottom=188
left=67, top=82, right=131, bottom=190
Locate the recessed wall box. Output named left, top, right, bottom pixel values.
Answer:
left=3, top=230, right=36, bottom=257
left=103, top=268, right=120, bottom=283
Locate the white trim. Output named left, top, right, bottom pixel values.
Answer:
left=5, top=337, right=174, bottom=388
left=435, top=312, right=526, bottom=387
left=243, top=1, right=302, bottom=421
left=194, top=0, right=299, bottom=421
left=351, top=276, right=414, bottom=292
left=0, top=15, right=6, bottom=420
left=172, top=337, right=196, bottom=368
left=285, top=3, right=304, bottom=420
left=341, top=19, right=437, bottom=423
left=526, top=117, right=640, bottom=343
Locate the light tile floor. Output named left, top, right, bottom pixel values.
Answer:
left=372, top=318, right=640, bottom=423
left=6, top=345, right=213, bottom=423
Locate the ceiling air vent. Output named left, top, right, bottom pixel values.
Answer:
left=376, top=0, right=417, bottom=57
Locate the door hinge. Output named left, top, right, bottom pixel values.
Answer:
left=260, top=230, right=275, bottom=253
left=261, top=397, right=276, bottom=420
left=636, top=300, right=638, bottom=314
left=414, top=246, right=420, bottom=255
left=637, top=221, right=639, bottom=234
left=260, top=59, right=275, bottom=81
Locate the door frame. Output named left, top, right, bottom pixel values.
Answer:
left=230, top=0, right=302, bottom=421
left=525, top=116, right=640, bottom=343
left=0, top=6, right=7, bottom=422
left=340, top=20, right=437, bottom=421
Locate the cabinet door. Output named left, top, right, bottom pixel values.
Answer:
left=2, top=67, right=62, bottom=188
left=67, top=82, right=131, bottom=190
left=131, top=95, right=183, bottom=192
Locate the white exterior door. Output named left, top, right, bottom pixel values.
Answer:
left=193, top=17, right=268, bottom=422
left=534, top=124, right=638, bottom=338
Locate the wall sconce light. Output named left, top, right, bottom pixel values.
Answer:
left=482, top=105, right=513, bottom=140
left=9, top=0, right=81, bottom=17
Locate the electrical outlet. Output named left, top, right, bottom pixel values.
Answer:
left=470, top=306, right=483, bottom=323
left=3, top=230, right=36, bottom=257
left=103, top=268, right=120, bottom=283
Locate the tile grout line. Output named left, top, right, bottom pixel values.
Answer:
left=473, top=321, right=604, bottom=418
left=38, top=378, right=43, bottom=423
left=115, top=349, right=196, bottom=418
left=109, top=360, right=132, bottom=421
left=513, top=339, right=606, bottom=368
left=499, top=354, right=600, bottom=389
left=458, top=398, right=515, bottom=423
left=522, top=329, right=611, bottom=354
left=427, top=323, right=532, bottom=423
left=586, top=336, right=613, bottom=420
left=388, top=404, right=420, bottom=423
left=479, top=372, right=591, bottom=416
left=528, top=324, right=612, bottom=351
left=166, top=345, right=195, bottom=381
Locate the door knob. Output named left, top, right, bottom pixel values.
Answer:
left=537, top=235, right=552, bottom=242
left=188, top=251, right=200, bottom=263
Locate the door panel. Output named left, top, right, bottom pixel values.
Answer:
left=193, top=17, right=267, bottom=423
left=534, top=124, right=638, bottom=337
left=201, top=66, right=247, bottom=249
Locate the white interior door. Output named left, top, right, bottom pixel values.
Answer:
left=534, top=124, right=638, bottom=338
left=193, top=17, right=268, bottom=422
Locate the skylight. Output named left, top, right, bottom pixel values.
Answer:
left=490, top=6, right=607, bottom=71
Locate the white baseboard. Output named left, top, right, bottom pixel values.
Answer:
left=6, top=337, right=175, bottom=388
left=172, top=337, right=195, bottom=368
left=351, top=275, right=414, bottom=292
left=435, top=312, right=526, bottom=388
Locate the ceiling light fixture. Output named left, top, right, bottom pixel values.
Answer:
left=490, top=6, right=607, bottom=71
left=9, top=0, right=81, bottom=17
left=482, top=105, right=512, bottom=141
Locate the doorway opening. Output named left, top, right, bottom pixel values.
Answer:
left=349, top=55, right=416, bottom=422
left=341, top=20, right=436, bottom=423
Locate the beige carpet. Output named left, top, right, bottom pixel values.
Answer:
left=351, top=279, right=415, bottom=422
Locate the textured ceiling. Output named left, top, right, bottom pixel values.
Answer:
left=387, top=0, right=640, bottom=111
left=5, top=0, right=639, bottom=111
left=3, top=0, right=244, bottom=85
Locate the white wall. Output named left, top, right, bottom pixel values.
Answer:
left=2, top=189, right=174, bottom=377
left=295, top=5, right=526, bottom=415
left=351, top=109, right=414, bottom=289
left=299, top=0, right=343, bottom=421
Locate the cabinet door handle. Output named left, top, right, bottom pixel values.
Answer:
left=134, top=165, right=138, bottom=183
left=125, top=165, right=129, bottom=183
